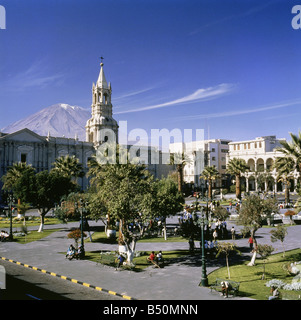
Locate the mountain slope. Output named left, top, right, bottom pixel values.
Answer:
left=1, top=103, right=91, bottom=141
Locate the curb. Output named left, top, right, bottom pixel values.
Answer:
left=0, top=256, right=137, bottom=300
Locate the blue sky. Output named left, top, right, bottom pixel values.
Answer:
left=0, top=0, right=301, bottom=143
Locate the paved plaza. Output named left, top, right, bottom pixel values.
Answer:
left=0, top=212, right=300, bottom=300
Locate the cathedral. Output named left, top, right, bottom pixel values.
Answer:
left=0, top=62, right=173, bottom=200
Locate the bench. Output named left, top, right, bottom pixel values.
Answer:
left=210, top=278, right=240, bottom=297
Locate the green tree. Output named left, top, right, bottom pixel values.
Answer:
left=257, top=244, right=274, bottom=280
left=276, top=131, right=301, bottom=185
left=212, top=206, right=230, bottom=222
left=34, top=171, right=77, bottom=232
left=215, top=242, right=241, bottom=279
left=87, top=161, right=154, bottom=264
left=52, top=155, right=85, bottom=183
left=200, top=165, right=220, bottom=200
left=270, top=225, right=288, bottom=258
left=150, top=177, right=184, bottom=240
left=237, top=194, right=278, bottom=239
left=8, top=165, right=36, bottom=203
left=1, top=162, right=34, bottom=191
left=226, top=158, right=249, bottom=200
left=170, top=151, right=191, bottom=194
left=273, top=156, right=295, bottom=206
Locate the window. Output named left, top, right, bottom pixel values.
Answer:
left=21, top=153, right=27, bottom=163
left=212, top=157, right=216, bottom=161
left=212, top=148, right=215, bottom=152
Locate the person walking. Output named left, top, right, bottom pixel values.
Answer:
left=248, top=236, right=254, bottom=251
left=231, top=226, right=235, bottom=240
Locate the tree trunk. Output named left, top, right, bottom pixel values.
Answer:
left=118, top=219, right=125, bottom=245
left=236, top=174, right=241, bottom=200
left=208, top=179, right=212, bottom=200
left=124, top=239, right=136, bottom=265
left=38, top=211, right=45, bottom=232
left=248, top=251, right=257, bottom=266
left=285, top=181, right=290, bottom=206
left=177, top=164, right=183, bottom=193
left=282, top=242, right=286, bottom=258
left=163, top=220, right=167, bottom=241
left=226, top=255, right=231, bottom=279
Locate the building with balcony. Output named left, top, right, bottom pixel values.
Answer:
left=227, top=135, right=300, bottom=193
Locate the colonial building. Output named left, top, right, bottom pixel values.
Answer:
left=169, top=138, right=231, bottom=189
left=227, top=135, right=299, bottom=193
left=0, top=62, right=174, bottom=202
left=0, top=129, right=94, bottom=193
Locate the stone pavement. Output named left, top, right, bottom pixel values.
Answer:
left=0, top=216, right=300, bottom=300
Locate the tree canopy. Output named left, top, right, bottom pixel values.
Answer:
left=237, top=194, right=279, bottom=238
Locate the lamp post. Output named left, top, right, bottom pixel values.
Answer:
left=79, top=199, right=85, bottom=258
left=8, top=193, right=15, bottom=241
left=199, top=208, right=208, bottom=287
left=74, top=200, right=85, bottom=259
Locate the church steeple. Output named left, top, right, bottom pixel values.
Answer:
left=85, top=61, right=118, bottom=147
left=97, top=62, right=109, bottom=89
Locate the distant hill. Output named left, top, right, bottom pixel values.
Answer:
left=1, top=103, right=91, bottom=141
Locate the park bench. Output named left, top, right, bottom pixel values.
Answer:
left=210, top=278, right=240, bottom=297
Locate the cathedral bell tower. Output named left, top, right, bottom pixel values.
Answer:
left=86, top=62, right=119, bottom=147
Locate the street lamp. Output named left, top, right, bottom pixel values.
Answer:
left=199, top=208, right=208, bottom=287
left=74, top=200, right=85, bottom=259
left=8, top=193, right=15, bottom=241
left=79, top=198, right=85, bottom=258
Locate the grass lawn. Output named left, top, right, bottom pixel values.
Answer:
left=84, top=249, right=192, bottom=272
left=0, top=216, right=68, bottom=229
left=208, top=248, right=301, bottom=300
left=88, top=231, right=188, bottom=244
left=11, top=228, right=60, bottom=244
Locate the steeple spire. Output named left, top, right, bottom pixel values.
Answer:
left=85, top=60, right=119, bottom=147
left=97, top=62, right=108, bottom=89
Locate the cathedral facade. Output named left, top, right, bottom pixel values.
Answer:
left=0, top=62, right=173, bottom=202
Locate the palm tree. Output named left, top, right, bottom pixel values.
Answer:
left=276, top=131, right=301, bottom=184
left=1, top=162, right=34, bottom=191
left=52, top=155, right=84, bottom=182
left=257, top=171, right=274, bottom=193
left=226, top=158, right=249, bottom=200
left=273, top=156, right=295, bottom=206
left=200, top=165, right=220, bottom=200
left=170, top=151, right=191, bottom=194
left=1, top=162, right=35, bottom=219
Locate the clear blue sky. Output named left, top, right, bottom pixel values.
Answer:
left=0, top=0, right=301, bottom=143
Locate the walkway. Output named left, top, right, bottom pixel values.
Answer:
left=0, top=215, right=300, bottom=300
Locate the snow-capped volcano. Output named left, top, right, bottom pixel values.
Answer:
left=1, top=103, right=91, bottom=141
